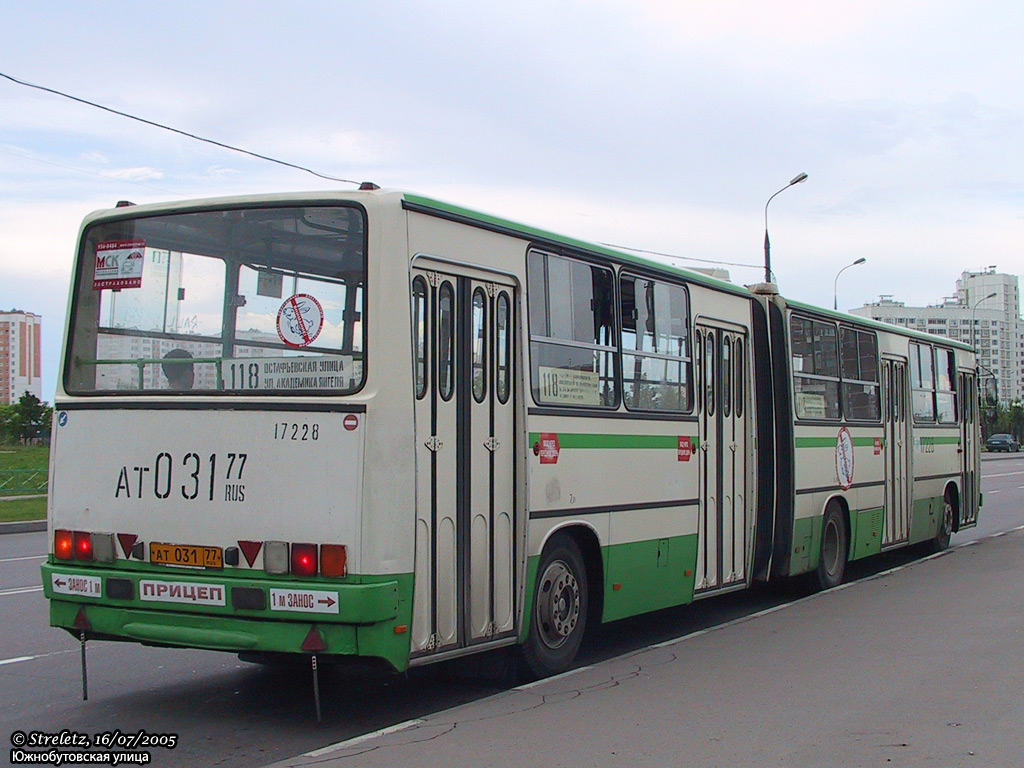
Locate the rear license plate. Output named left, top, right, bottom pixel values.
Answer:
left=150, top=543, right=223, bottom=569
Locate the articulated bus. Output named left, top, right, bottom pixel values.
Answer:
left=43, top=189, right=980, bottom=681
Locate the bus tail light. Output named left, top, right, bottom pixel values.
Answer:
left=291, top=543, right=318, bottom=577
left=92, top=533, right=116, bottom=563
left=320, top=545, right=347, bottom=577
left=55, top=529, right=74, bottom=560
left=73, top=531, right=93, bottom=561
left=264, top=541, right=289, bottom=575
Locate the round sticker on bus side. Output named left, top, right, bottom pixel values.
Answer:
left=836, top=426, right=855, bottom=490
left=277, top=294, right=324, bottom=348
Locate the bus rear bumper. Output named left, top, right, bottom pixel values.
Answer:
left=42, top=563, right=414, bottom=671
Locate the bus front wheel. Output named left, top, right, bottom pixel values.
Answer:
left=521, top=534, right=588, bottom=679
left=815, top=503, right=848, bottom=590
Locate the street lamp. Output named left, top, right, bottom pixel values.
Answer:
left=971, top=291, right=998, bottom=353
left=763, top=172, right=808, bottom=284
left=833, top=257, right=867, bottom=310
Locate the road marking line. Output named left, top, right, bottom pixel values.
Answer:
left=304, top=719, right=427, bottom=756
left=982, top=470, right=1024, bottom=479
left=987, top=490, right=1002, bottom=494
left=0, top=586, right=44, bottom=597
left=518, top=664, right=594, bottom=690
left=0, top=649, right=75, bottom=667
left=0, top=554, right=46, bottom=563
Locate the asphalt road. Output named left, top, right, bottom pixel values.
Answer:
left=1, top=452, right=1022, bottom=767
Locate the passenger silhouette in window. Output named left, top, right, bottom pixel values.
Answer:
left=162, top=349, right=195, bottom=390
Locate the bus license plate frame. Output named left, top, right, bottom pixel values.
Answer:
left=150, top=542, right=224, bottom=569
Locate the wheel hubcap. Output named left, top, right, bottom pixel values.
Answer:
left=537, top=560, right=580, bottom=649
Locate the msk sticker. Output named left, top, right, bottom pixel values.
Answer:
left=277, top=294, right=324, bottom=348
left=93, top=240, right=146, bottom=290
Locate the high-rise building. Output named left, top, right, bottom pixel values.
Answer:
left=851, top=267, right=1023, bottom=404
left=0, top=310, right=43, bottom=405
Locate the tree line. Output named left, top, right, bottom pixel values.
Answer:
left=0, top=392, right=52, bottom=444
left=982, top=399, right=1024, bottom=442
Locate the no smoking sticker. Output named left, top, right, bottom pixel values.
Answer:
left=277, top=294, right=324, bottom=348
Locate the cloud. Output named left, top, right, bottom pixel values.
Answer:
left=99, top=166, right=165, bottom=181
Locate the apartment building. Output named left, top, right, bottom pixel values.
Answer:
left=851, top=268, right=1023, bottom=404
left=0, top=310, right=42, bottom=405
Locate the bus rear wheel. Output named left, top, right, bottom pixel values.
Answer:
left=928, top=491, right=955, bottom=553
left=815, top=503, right=848, bottom=590
left=521, top=534, right=588, bottom=679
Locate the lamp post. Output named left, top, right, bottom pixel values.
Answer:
left=833, top=257, right=867, bottom=310
left=763, top=172, right=808, bottom=284
left=971, top=291, right=997, bottom=353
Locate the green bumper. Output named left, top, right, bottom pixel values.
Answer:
left=42, top=562, right=414, bottom=671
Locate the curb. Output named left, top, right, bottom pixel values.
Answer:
left=0, top=520, right=46, bottom=535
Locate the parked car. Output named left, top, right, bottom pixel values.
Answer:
left=985, top=433, right=1021, bottom=452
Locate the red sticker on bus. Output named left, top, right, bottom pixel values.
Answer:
left=343, top=414, right=359, bottom=431
left=538, top=433, right=560, bottom=464
left=678, top=436, right=692, bottom=462
left=874, top=437, right=882, bottom=455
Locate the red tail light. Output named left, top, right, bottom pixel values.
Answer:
left=291, top=543, right=317, bottom=577
left=73, top=531, right=93, bottom=561
left=320, top=544, right=347, bottom=577
left=55, top=529, right=74, bottom=560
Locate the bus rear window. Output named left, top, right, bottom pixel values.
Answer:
left=65, top=204, right=367, bottom=395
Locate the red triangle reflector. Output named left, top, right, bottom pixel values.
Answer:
left=238, top=540, right=263, bottom=568
left=301, top=626, right=327, bottom=652
left=117, top=533, right=138, bottom=559
left=73, top=607, right=91, bottom=631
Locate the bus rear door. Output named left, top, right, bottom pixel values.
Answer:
left=410, top=262, right=518, bottom=658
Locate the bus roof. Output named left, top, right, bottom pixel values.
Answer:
left=400, top=192, right=751, bottom=298
left=78, top=188, right=973, bottom=354
left=783, top=297, right=974, bottom=352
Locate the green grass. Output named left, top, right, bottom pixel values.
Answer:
left=0, top=444, right=50, bottom=509
left=0, top=443, right=50, bottom=470
left=0, top=495, right=46, bottom=522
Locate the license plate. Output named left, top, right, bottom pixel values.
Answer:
left=150, top=543, right=223, bottom=569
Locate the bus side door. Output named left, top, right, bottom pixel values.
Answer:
left=958, top=370, right=979, bottom=528
left=694, top=321, right=750, bottom=593
left=410, top=264, right=518, bottom=657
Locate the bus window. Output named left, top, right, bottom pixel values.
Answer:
left=619, top=275, right=691, bottom=412
left=528, top=250, right=617, bottom=407
left=412, top=276, right=428, bottom=399
left=734, top=337, right=744, bottom=418
left=438, top=281, right=455, bottom=401
left=935, top=347, right=957, bottom=423
left=790, top=315, right=840, bottom=420
left=496, top=291, right=511, bottom=404
left=472, top=288, right=487, bottom=403
left=66, top=205, right=367, bottom=395
left=910, top=342, right=935, bottom=421
left=704, top=330, right=716, bottom=417
left=721, top=334, right=731, bottom=417
left=840, top=327, right=880, bottom=421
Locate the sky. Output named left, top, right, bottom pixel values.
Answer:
left=2, top=1, right=1023, bottom=400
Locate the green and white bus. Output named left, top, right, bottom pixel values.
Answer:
left=43, top=188, right=980, bottom=681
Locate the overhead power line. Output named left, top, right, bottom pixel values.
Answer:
left=0, top=70, right=359, bottom=185
left=602, top=242, right=760, bottom=270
